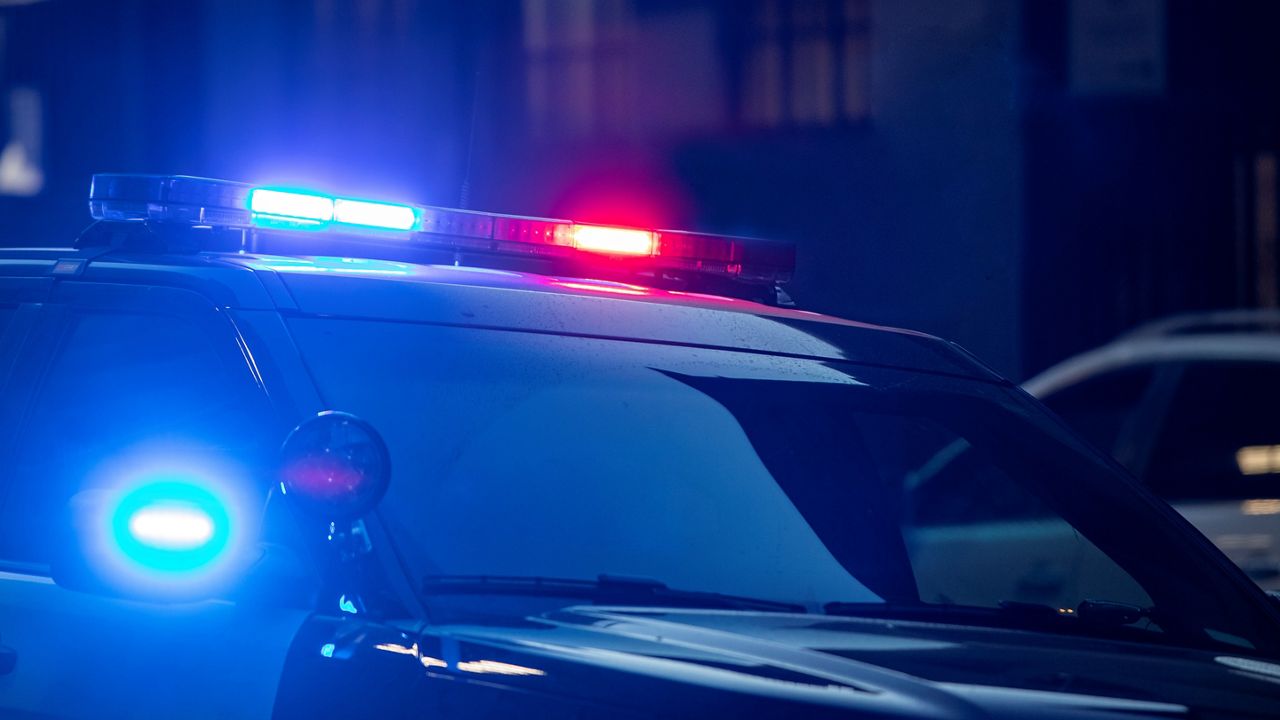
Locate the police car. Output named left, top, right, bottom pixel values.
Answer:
left=1026, top=310, right=1280, bottom=592
left=0, top=175, right=1278, bottom=719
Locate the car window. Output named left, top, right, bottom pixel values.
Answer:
left=0, top=307, right=273, bottom=565
left=1039, top=364, right=1156, bottom=469
left=1145, top=361, right=1280, bottom=502
left=905, top=438, right=1051, bottom=525
left=292, top=320, right=1198, bottom=633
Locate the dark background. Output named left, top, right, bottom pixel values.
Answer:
left=1, top=0, right=1276, bottom=380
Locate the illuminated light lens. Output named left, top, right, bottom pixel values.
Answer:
left=111, top=482, right=231, bottom=572
left=571, top=225, right=655, bottom=256
left=333, top=198, right=418, bottom=231
left=127, top=502, right=215, bottom=551
left=249, top=188, right=334, bottom=224
left=320, top=643, right=336, bottom=658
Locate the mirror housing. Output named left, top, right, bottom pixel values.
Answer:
left=278, top=411, right=390, bottom=522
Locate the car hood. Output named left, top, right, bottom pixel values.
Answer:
left=409, top=606, right=1280, bottom=718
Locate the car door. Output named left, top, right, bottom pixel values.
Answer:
left=0, top=277, right=49, bottom=695
left=0, top=280, right=311, bottom=719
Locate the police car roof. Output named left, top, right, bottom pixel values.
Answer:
left=0, top=246, right=995, bottom=381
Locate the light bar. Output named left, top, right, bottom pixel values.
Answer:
left=87, top=174, right=795, bottom=284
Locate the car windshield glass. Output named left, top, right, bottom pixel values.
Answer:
left=289, top=315, right=1279, bottom=654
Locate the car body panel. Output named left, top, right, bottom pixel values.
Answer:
left=272, top=607, right=1280, bottom=719
left=0, top=570, right=309, bottom=719
left=1, top=248, right=994, bottom=380
left=1, top=249, right=1278, bottom=718
left=243, top=255, right=994, bottom=379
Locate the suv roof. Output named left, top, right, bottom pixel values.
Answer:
left=1122, top=309, right=1280, bottom=339
left=1027, top=310, right=1280, bottom=397
left=0, top=246, right=997, bottom=381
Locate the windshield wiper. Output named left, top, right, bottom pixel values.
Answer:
left=824, top=599, right=1154, bottom=632
left=421, top=574, right=808, bottom=614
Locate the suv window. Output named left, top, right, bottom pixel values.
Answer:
left=905, top=438, right=1052, bottom=525
left=1040, top=365, right=1155, bottom=470
left=0, top=307, right=272, bottom=565
left=1145, top=361, right=1280, bottom=501
left=294, top=320, right=1157, bottom=616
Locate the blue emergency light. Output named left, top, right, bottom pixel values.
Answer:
left=249, top=188, right=335, bottom=227
left=110, top=481, right=232, bottom=573
left=87, top=174, right=796, bottom=284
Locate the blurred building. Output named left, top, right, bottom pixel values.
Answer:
left=2, top=0, right=1278, bottom=379
left=1022, top=0, right=1280, bottom=374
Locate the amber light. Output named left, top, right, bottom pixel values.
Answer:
left=570, top=224, right=655, bottom=256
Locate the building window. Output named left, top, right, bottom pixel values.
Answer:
left=0, top=15, right=43, bottom=196
left=521, top=0, right=634, bottom=139
left=519, top=0, right=871, bottom=140
left=742, top=0, right=871, bottom=129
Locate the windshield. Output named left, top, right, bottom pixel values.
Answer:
left=290, top=315, right=1280, bottom=654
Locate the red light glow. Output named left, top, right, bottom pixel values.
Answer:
left=570, top=225, right=655, bottom=256
left=553, top=280, right=651, bottom=296
left=281, top=455, right=368, bottom=500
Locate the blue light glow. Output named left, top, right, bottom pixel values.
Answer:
left=339, top=594, right=358, bottom=614
left=127, top=502, right=215, bottom=550
left=72, top=444, right=256, bottom=599
left=110, top=482, right=231, bottom=573
left=320, top=643, right=336, bottom=658
left=249, top=188, right=334, bottom=228
left=333, top=198, right=418, bottom=231
left=255, top=256, right=414, bottom=276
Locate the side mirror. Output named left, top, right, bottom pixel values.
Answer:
left=278, top=411, right=391, bottom=522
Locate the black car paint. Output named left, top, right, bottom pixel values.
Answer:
left=271, top=607, right=1280, bottom=719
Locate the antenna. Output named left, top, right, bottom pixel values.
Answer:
left=459, top=66, right=480, bottom=210
left=458, top=7, right=486, bottom=210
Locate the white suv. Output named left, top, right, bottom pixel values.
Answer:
left=1026, top=310, right=1280, bottom=590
